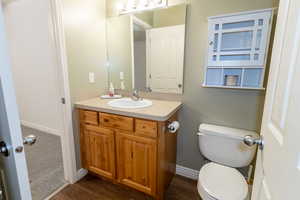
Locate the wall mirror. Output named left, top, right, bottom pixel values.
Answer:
left=106, top=2, right=187, bottom=94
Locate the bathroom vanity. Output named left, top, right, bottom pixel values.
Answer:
left=75, top=98, right=182, bottom=200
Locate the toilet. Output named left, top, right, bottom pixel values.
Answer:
left=197, top=123, right=258, bottom=200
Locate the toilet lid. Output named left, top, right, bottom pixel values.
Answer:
left=199, top=162, right=248, bottom=200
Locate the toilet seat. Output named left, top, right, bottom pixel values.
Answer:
left=198, top=162, right=248, bottom=200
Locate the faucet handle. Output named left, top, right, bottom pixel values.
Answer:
left=132, top=89, right=141, bottom=101
left=145, top=87, right=152, bottom=93
left=133, top=88, right=138, bottom=95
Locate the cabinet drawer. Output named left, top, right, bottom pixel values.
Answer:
left=100, top=113, right=134, bottom=131
left=80, top=110, right=99, bottom=125
left=135, top=119, right=157, bottom=138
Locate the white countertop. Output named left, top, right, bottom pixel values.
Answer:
left=75, top=97, right=182, bottom=121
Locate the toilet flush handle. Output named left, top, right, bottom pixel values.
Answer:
left=243, top=135, right=264, bottom=150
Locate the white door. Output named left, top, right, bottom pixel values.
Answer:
left=252, top=0, right=300, bottom=199
left=0, top=2, right=32, bottom=199
left=147, top=25, right=185, bottom=94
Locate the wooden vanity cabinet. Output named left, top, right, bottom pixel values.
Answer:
left=79, top=109, right=178, bottom=200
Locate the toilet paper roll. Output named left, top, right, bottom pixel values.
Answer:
left=168, top=121, right=180, bottom=133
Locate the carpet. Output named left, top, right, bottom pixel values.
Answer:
left=22, top=126, right=66, bottom=200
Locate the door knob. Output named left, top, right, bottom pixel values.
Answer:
left=23, top=135, right=37, bottom=145
left=243, top=135, right=264, bottom=150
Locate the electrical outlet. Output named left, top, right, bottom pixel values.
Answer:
left=89, top=72, right=95, bottom=83
left=120, top=72, right=124, bottom=80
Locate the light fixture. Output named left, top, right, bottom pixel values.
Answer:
left=116, top=3, right=125, bottom=11
left=154, top=0, right=163, bottom=5
left=148, top=0, right=155, bottom=7
left=105, top=61, right=111, bottom=68
left=126, top=0, right=138, bottom=10
left=138, top=0, right=149, bottom=8
left=118, top=0, right=168, bottom=15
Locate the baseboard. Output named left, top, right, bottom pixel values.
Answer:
left=44, top=183, right=69, bottom=200
left=75, top=168, right=88, bottom=182
left=21, top=120, right=62, bottom=136
left=176, top=165, right=199, bottom=180
left=75, top=166, right=197, bottom=182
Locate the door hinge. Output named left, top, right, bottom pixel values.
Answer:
left=131, top=151, right=133, bottom=159
left=61, top=97, right=66, bottom=104
left=149, top=74, right=152, bottom=79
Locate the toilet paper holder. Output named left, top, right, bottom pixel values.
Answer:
left=167, top=121, right=180, bottom=133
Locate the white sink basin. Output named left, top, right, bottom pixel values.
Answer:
left=108, top=98, right=152, bottom=109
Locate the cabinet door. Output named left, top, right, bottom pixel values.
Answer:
left=83, top=125, right=115, bottom=180
left=208, top=10, right=272, bottom=67
left=116, top=132, right=157, bottom=196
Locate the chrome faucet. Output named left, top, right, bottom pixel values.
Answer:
left=132, top=89, right=142, bottom=101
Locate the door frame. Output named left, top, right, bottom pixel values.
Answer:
left=130, top=16, right=152, bottom=89
left=48, top=0, right=82, bottom=184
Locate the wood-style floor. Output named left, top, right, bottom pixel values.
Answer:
left=50, top=174, right=200, bottom=200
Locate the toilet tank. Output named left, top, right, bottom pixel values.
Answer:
left=198, top=124, right=258, bottom=168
